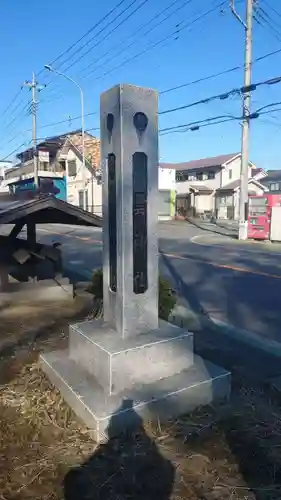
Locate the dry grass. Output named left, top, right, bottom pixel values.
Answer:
left=0, top=300, right=281, bottom=499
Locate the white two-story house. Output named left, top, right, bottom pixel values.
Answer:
left=58, top=134, right=102, bottom=215
left=160, top=153, right=266, bottom=220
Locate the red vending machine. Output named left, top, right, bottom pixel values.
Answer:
left=248, top=194, right=281, bottom=240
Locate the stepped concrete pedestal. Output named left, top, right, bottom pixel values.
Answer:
left=40, top=83, right=230, bottom=442
left=40, top=319, right=230, bottom=442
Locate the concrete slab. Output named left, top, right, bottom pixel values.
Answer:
left=69, top=319, right=194, bottom=395
left=40, top=349, right=230, bottom=443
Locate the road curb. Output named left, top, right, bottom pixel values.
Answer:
left=205, top=316, right=281, bottom=359
left=170, top=305, right=281, bottom=360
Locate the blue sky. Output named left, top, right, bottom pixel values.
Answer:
left=0, top=0, right=281, bottom=169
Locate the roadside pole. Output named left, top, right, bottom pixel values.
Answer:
left=23, top=74, right=45, bottom=188
left=231, top=0, right=253, bottom=240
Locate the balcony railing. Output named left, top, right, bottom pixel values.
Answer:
left=4, top=161, right=65, bottom=181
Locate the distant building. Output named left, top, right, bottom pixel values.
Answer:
left=0, top=160, right=12, bottom=193
left=161, top=153, right=266, bottom=220
left=158, top=167, right=176, bottom=220
left=261, top=170, right=281, bottom=193
left=4, top=129, right=101, bottom=210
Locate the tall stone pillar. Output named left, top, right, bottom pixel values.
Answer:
left=101, top=85, right=159, bottom=337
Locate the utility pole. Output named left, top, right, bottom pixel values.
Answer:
left=231, top=0, right=253, bottom=240
left=23, top=73, right=45, bottom=188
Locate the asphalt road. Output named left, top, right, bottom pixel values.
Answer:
left=4, top=220, right=281, bottom=345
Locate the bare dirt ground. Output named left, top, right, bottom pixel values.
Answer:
left=0, top=299, right=281, bottom=499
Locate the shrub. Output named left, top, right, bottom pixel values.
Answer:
left=88, top=269, right=176, bottom=321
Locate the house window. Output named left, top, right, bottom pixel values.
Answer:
left=39, top=161, right=48, bottom=171
left=59, top=160, right=66, bottom=171
left=196, top=172, right=203, bottom=181
left=270, top=182, right=279, bottom=191
left=229, top=169, right=232, bottom=180
left=68, top=160, right=77, bottom=177
left=208, top=171, right=215, bottom=179
left=79, top=190, right=88, bottom=210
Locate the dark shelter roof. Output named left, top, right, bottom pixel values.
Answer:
left=0, top=196, right=102, bottom=227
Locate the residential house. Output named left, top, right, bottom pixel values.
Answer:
left=215, top=178, right=266, bottom=219
left=160, top=153, right=266, bottom=220
left=59, top=135, right=102, bottom=215
left=261, top=170, right=281, bottom=193
left=158, top=167, right=176, bottom=220
left=4, top=129, right=101, bottom=211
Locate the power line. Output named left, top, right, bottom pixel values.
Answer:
left=160, top=67, right=241, bottom=95
left=34, top=74, right=281, bottom=134
left=0, top=141, right=30, bottom=162
left=40, top=0, right=149, bottom=101
left=4, top=103, right=280, bottom=159
left=254, top=4, right=281, bottom=41
left=160, top=45, right=281, bottom=95
left=38, top=111, right=98, bottom=130
left=80, top=0, right=196, bottom=80
left=160, top=114, right=237, bottom=133
left=263, top=0, right=281, bottom=20
left=159, top=105, right=281, bottom=135
left=56, top=0, right=147, bottom=75
left=38, top=0, right=127, bottom=77
left=0, top=126, right=101, bottom=162
left=255, top=101, right=281, bottom=113
left=0, top=88, right=23, bottom=120
left=160, top=118, right=237, bottom=135
left=1, top=102, right=30, bottom=135
left=258, top=3, right=281, bottom=28
left=159, top=74, right=281, bottom=116
left=37, top=43, right=281, bottom=128
left=34, top=0, right=215, bottom=105
left=45, top=0, right=223, bottom=103
left=88, top=0, right=224, bottom=84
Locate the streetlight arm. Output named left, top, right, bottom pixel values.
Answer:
left=50, top=68, right=83, bottom=94
left=230, top=0, right=247, bottom=29
left=44, top=64, right=86, bottom=210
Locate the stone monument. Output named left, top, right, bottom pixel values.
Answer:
left=40, top=84, right=230, bottom=443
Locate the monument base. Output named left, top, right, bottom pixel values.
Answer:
left=40, top=349, right=230, bottom=443
left=68, top=319, right=195, bottom=395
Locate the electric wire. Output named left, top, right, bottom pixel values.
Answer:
left=55, top=0, right=147, bottom=75
left=87, top=0, right=224, bottom=84
left=79, top=0, right=197, bottom=80
left=37, top=0, right=127, bottom=78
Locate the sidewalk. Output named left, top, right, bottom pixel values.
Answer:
left=186, top=217, right=238, bottom=237
left=191, top=231, right=281, bottom=253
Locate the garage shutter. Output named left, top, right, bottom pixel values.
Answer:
left=158, top=190, right=170, bottom=217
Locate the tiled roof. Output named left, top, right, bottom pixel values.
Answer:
left=264, top=169, right=281, bottom=181
left=160, top=153, right=239, bottom=171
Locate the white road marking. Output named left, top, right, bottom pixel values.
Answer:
left=190, top=233, right=281, bottom=255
